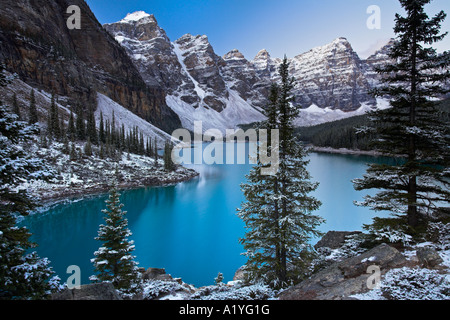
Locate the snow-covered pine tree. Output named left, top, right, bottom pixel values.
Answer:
left=47, top=93, right=60, bottom=140
left=12, top=93, right=21, bottom=121
left=28, top=89, right=38, bottom=125
left=90, top=183, right=141, bottom=297
left=353, top=0, right=449, bottom=234
left=163, top=140, right=175, bottom=171
left=238, top=58, right=323, bottom=288
left=86, top=105, right=97, bottom=145
left=0, top=65, right=58, bottom=299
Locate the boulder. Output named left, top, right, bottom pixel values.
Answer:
left=142, top=268, right=174, bottom=281
left=233, top=266, right=247, bottom=281
left=279, top=243, right=406, bottom=300
left=52, top=283, right=122, bottom=300
left=416, top=247, right=443, bottom=268
left=314, top=231, right=362, bottom=250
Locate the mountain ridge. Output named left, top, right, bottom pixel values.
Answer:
left=104, top=11, right=394, bottom=131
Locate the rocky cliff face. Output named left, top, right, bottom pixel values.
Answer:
left=289, top=37, right=376, bottom=111
left=105, top=13, right=266, bottom=132
left=0, top=1, right=181, bottom=133
left=104, top=12, right=392, bottom=131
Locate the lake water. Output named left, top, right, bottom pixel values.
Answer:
left=21, top=145, right=390, bottom=287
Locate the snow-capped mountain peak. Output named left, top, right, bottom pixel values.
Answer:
left=119, top=11, right=153, bottom=23
left=104, top=12, right=394, bottom=130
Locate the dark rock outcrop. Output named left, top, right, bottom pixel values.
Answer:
left=314, top=231, right=362, bottom=250
left=416, top=247, right=443, bottom=268
left=52, top=283, right=122, bottom=300
left=0, top=0, right=181, bottom=133
left=279, top=243, right=406, bottom=300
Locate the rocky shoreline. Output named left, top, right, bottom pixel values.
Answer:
left=16, top=139, right=199, bottom=207
left=52, top=230, right=450, bottom=300
left=35, top=166, right=199, bottom=205
left=308, top=146, right=385, bottom=157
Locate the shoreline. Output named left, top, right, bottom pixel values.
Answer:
left=31, top=167, right=199, bottom=208
left=308, top=146, right=386, bottom=157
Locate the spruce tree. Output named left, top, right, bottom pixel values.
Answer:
left=238, top=57, right=323, bottom=288
left=353, top=0, right=449, bottom=234
left=86, top=105, right=97, bottom=145
left=68, top=110, right=76, bottom=141
left=0, top=67, right=58, bottom=299
left=84, top=137, right=93, bottom=156
left=75, top=105, right=85, bottom=141
left=47, top=93, right=60, bottom=140
left=163, top=140, right=176, bottom=171
left=99, top=112, right=105, bottom=144
left=28, top=89, right=38, bottom=125
left=12, top=93, right=21, bottom=121
left=90, top=183, right=141, bottom=297
left=154, top=137, right=159, bottom=167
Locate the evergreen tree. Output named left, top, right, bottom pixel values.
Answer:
left=47, top=93, right=60, bottom=140
left=68, top=109, right=76, bottom=141
left=75, top=105, right=85, bottom=141
left=12, top=93, right=21, bottom=121
left=84, top=137, right=93, bottom=156
left=215, top=272, right=224, bottom=285
left=353, top=0, right=450, bottom=233
left=28, top=89, right=38, bottom=125
left=238, top=57, right=323, bottom=288
left=0, top=67, right=58, bottom=299
left=90, top=183, right=141, bottom=297
left=146, top=137, right=153, bottom=157
left=70, top=142, right=77, bottom=161
left=163, top=140, right=176, bottom=171
left=154, top=137, right=159, bottom=167
left=99, top=112, right=105, bottom=144
left=86, top=105, right=97, bottom=145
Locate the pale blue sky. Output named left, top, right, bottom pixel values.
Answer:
left=86, top=0, right=450, bottom=60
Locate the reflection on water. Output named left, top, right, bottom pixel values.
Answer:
left=21, top=145, right=390, bottom=287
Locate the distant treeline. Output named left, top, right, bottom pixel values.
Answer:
left=295, top=98, right=450, bottom=151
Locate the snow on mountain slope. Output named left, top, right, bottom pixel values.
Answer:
left=166, top=89, right=266, bottom=134
left=172, top=41, right=207, bottom=102
left=104, top=12, right=397, bottom=131
left=293, top=98, right=391, bottom=127
left=119, top=11, right=152, bottom=23
left=96, top=93, right=174, bottom=146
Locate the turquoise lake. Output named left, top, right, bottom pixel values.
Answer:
left=21, top=146, right=391, bottom=287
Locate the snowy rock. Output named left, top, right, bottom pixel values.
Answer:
left=141, top=268, right=175, bottom=281
left=314, top=231, right=362, bottom=250
left=416, top=247, right=444, bottom=268
left=233, top=266, right=247, bottom=281
left=52, top=283, right=122, bottom=300
left=279, top=243, right=406, bottom=300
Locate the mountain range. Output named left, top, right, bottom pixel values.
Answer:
left=0, top=1, right=393, bottom=136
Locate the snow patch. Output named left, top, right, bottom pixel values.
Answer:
left=119, top=11, right=151, bottom=23
left=166, top=89, right=265, bottom=134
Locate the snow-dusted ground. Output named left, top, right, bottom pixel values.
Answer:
left=351, top=246, right=450, bottom=300
left=13, top=139, right=198, bottom=204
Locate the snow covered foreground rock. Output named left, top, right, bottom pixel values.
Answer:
left=280, top=231, right=450, bottom=300
left=51, top=230, right=450, bottom=300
